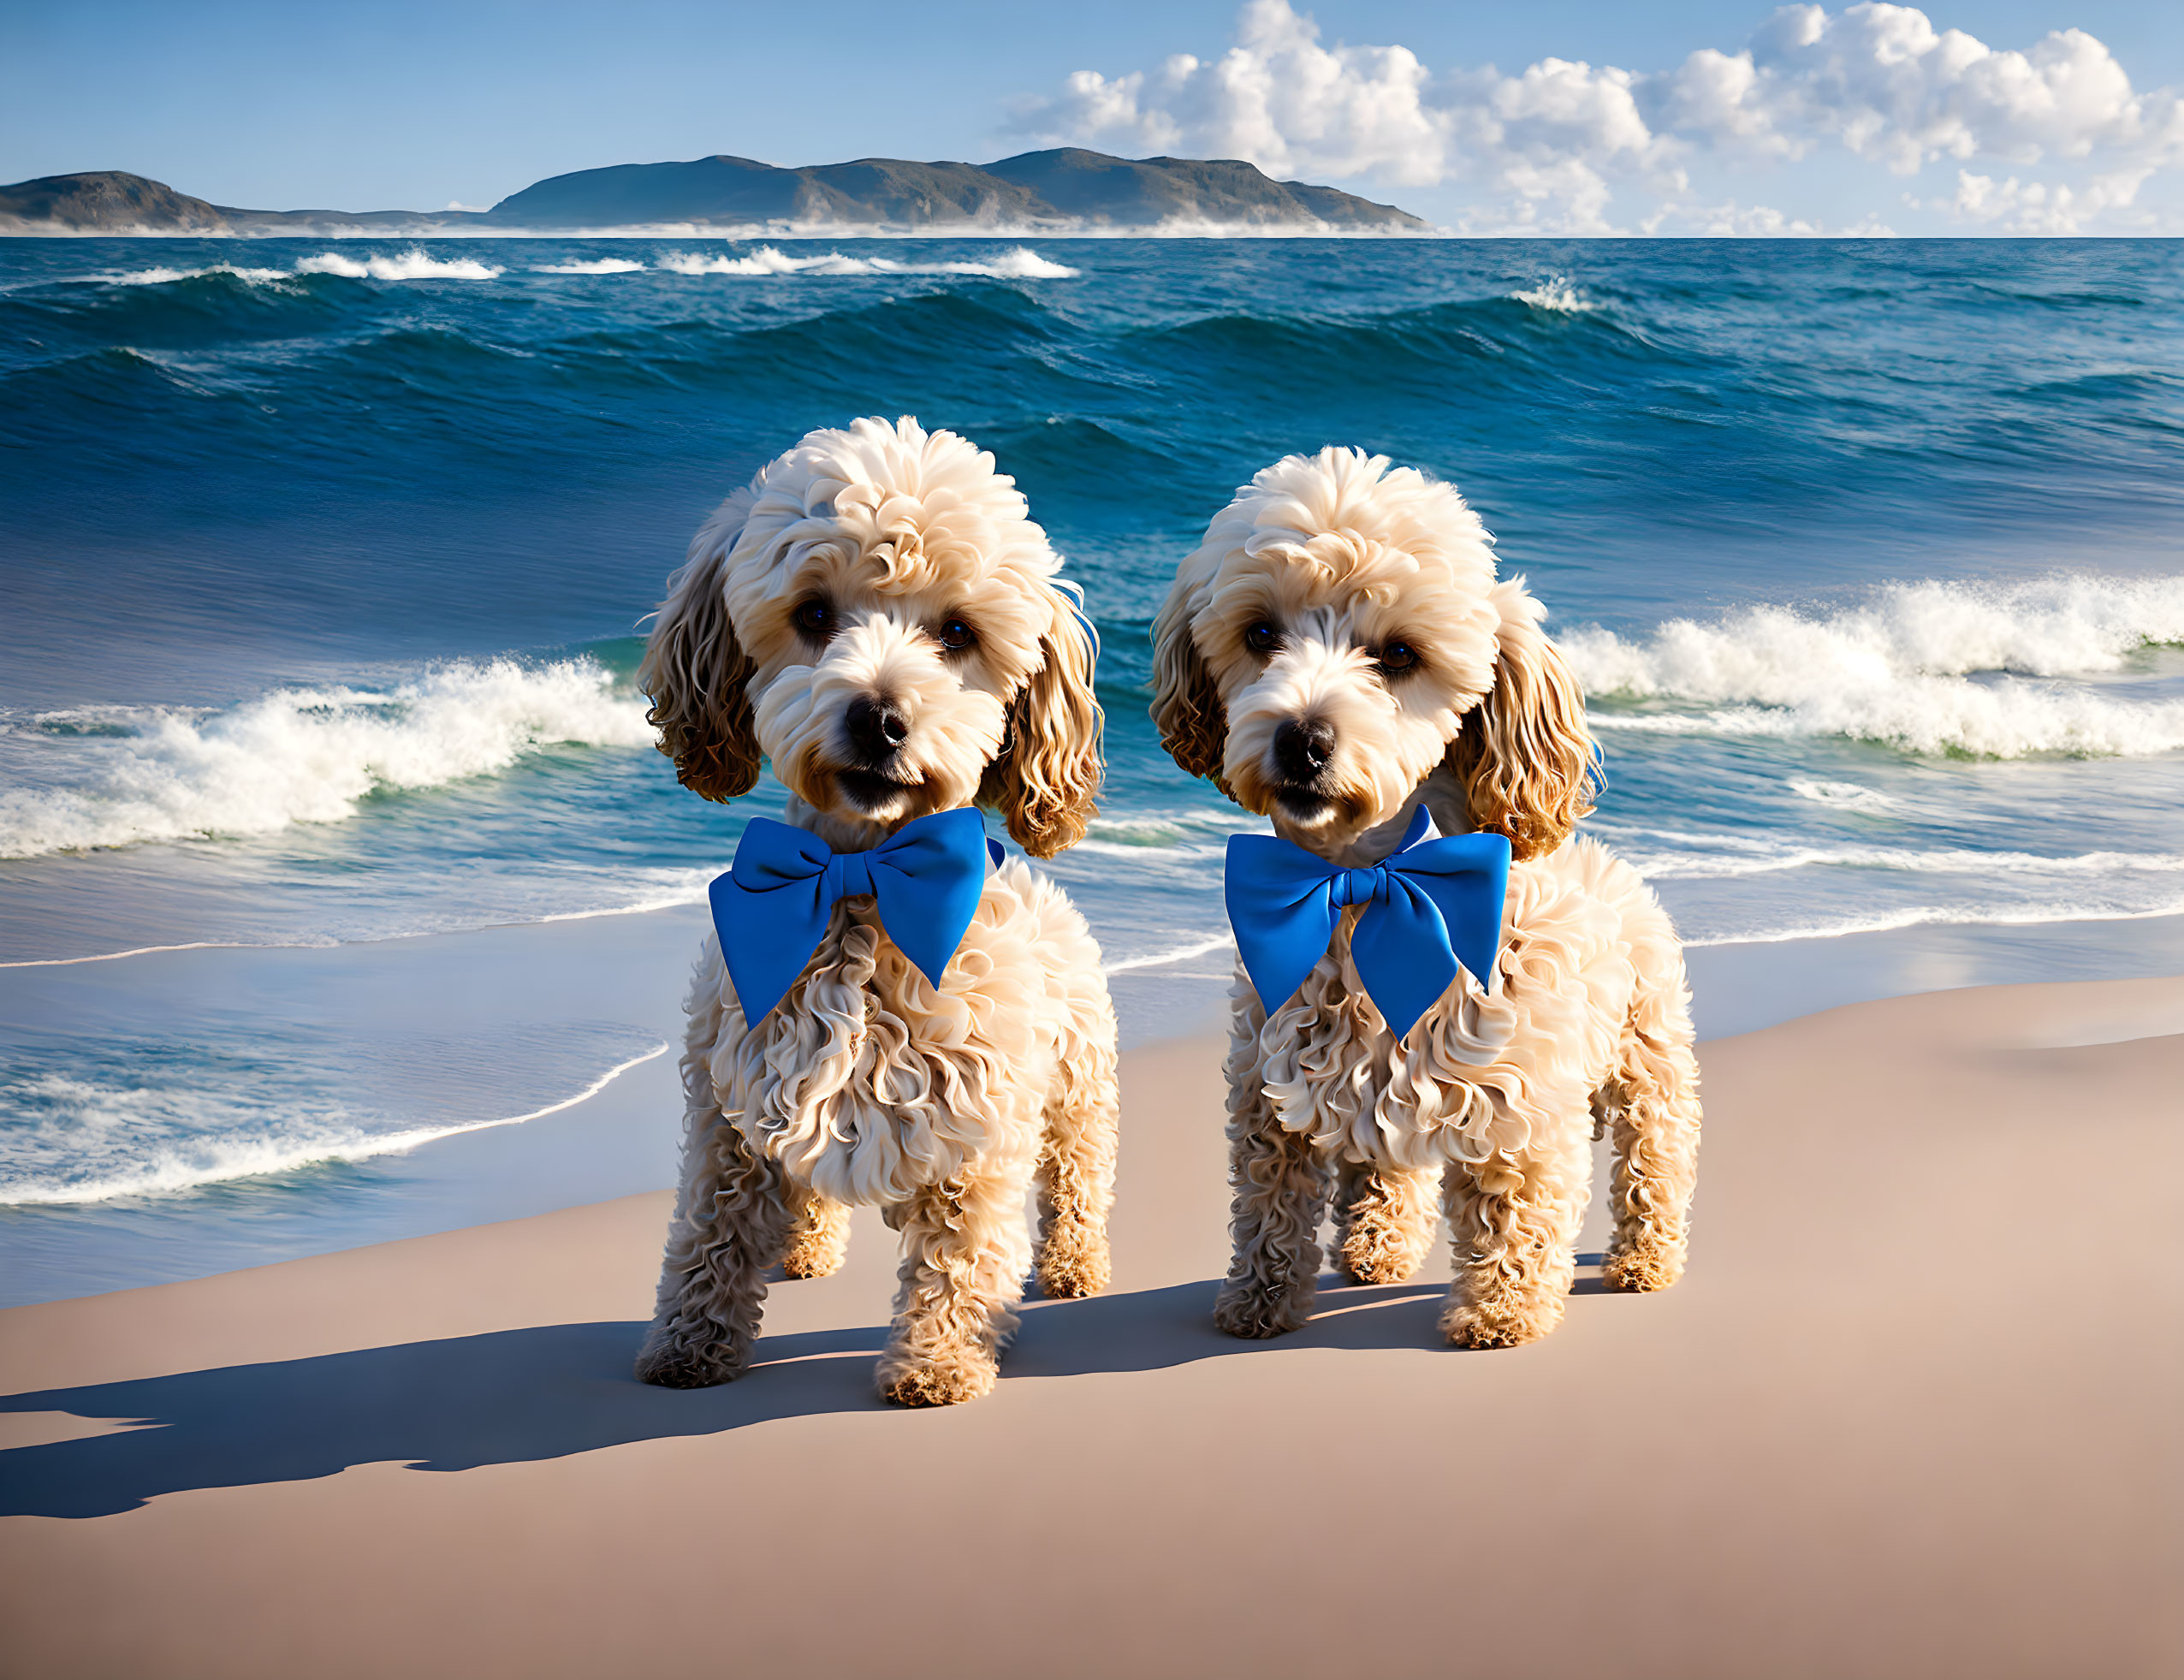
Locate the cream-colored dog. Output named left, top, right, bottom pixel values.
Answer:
left=1154, top=448, right=1700, bottom=1348
left=634, top=416, right=1118, bottom=1405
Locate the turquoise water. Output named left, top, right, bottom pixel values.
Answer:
left=3, top=235, right=2181, bottom=1278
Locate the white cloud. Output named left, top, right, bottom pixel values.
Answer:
left=1697, top=5, right=2170, bottom=173
left=1008, top=0, right=2182, bottom=234
left=1923, top=163, right=2157, bottom=233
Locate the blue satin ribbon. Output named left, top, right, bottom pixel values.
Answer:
left=709, top=807, right=1005, bottom=1025
left=1225, top=808, right=1511, bottom=1042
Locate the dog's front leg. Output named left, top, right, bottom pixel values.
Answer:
left=1599, top=1021, right=1701, bottom=1295
left=877, top=1160, right=1037, bottom=1406
left=780, top=1183, right=853, bottom=1280
left=1332, top=1159, right=1442, bottom=1285
left=1214, top=1042, right=1328, bottom=1339
left=1439, top=1135, right=1588, bottom=1349
left=635, top=1109, right=792, bottom=1387
left=1033, top=1025, right=1119, bottom=1301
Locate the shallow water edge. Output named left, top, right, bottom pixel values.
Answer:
left=3, top=902, right=2178, bottom=1309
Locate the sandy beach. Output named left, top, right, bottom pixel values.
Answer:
left=3, top=972, right=2178, bottom=1679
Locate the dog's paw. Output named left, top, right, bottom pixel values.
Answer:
left=1036, top=1228, right=1111, bottom=1300
left=1213, top=1279, right=1310, bottom=1339
left=779, top=1237, right=848, bottom=1281
left=780, top=1200, right=852, bottom=1281
left=877, top=1350, right=998, bottom=1408
left=1439, top=1295, right=1560, bottom=1350
left=1336, top=1232, right=1427, bottom=1287
left=1334, top=1188, right=1436, bottom=1286
left=1601, top=1238, right=1685, bottom=1293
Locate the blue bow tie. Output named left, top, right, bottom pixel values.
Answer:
left=1225, top=808, right=1511, bottom=1042
left=709, top=808, right=1005, bottom=1025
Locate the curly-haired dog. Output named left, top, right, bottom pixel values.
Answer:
left=1153, top=448, right=1700, bottom=1349
left=634, top=416, right=1119, bottom=1405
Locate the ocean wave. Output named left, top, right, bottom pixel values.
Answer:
left=1509, top=276, right=1597, bottom=313
left=1787, top=779, right=1896, bottom=812
left=0, top=1043, right=667, bottom=1205
left=659, top=244, right=1077, bottom=278
left=0, top=658, right=653, bottom=859
left=1683, top=896, right=2184, bottom=948
left=1126, top=287, right=1660, bottom=404
left=110, top=263, right=294, bottom=287
left=532, top=258, right=649, bottom=274
left=1101, top=932, right=1235, bottom=975
left=0, top=941, right=268, bottom=971
left=1077, top=807, right=1249, bottom=852
left=56, top=253, right=497, bottom=291
left=294, top=249, right=504, bottom=281
left=1569, top=574, right=2184, bottom=757
left=0, top=859, right=724, bottom=968
left=1619, top=840, right=2184, bottom=883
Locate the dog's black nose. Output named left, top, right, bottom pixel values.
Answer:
left=846, top=696, right=911, bottom=760
left=1273, top=718, right=1335, bottom=782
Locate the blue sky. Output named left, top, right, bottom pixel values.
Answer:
left=4, top=0, right=2180, bottom=232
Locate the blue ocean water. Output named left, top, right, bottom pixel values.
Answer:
left=2, top=235, right=2181, bottom=1285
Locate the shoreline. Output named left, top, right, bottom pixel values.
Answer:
left=5, top=904, right=2184, bottom=1307
left=3, top=972, right=2179, bottom=1677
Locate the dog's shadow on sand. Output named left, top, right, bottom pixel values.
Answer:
left=0, top=1258, right=1611, bottom=1519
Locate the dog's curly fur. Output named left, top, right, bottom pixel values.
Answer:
left=1154, top=448, right=1700, bottom=1348
left=633, top=417, right=1119, bottom=1405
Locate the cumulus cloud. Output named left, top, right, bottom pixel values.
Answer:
left=1923, top=163, right=2157, bottom=233
left=1008, top=0, right=2183, bottom=234
left=1675, top=6, right=2172, bottom=172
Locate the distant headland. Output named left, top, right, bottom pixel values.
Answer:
left=0, top=150, right=1429, bottom=235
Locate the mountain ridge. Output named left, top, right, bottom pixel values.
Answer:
left=0, top=151, right=1428, bottom=234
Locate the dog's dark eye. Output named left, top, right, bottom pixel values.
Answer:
left=1377, top=639, right=1420, bottom=674
left=792, top=599, right=834, bottom=639
left=936, top=617, right=976, bottom=653
left=1243, top=620, right=1280, bottom=656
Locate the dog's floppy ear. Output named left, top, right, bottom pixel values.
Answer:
left=637, top=496, right=763, bottom=802
left=980, top=586, right=1103, bottom=858
left=1445, top=576, right=1596, bottom=861
left=1150, top=576, right=1230, bottom=796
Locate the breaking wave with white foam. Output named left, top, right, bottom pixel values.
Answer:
left=110, top=263, right=294, bottom=286
left=1510, top=276, right=1597, bottom=313
left=0, top=658, right=653, bottom=858
left=532, top=257, right=649, bottom=274
left=296, top=249, right=504, bottom=280
left=659, top=245, right=1078, bottom=278
left=102, top=251, right=506, bottom=285
left=1567, top=574, right=2184, bottom=757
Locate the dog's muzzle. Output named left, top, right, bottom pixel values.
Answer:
left=1270, top=716, right=1338, bottom=817
left=1273, top=717, right=1334, bottom=783
left=845, top=695, right=911, bottom=764
left=836, top=693, right=918, bottom=810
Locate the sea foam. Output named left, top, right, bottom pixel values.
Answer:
left=97, top=253, right=502, bottom=286
left=1568, top=574, right=2184, bottom=757
left=0, top=658, right=653, bottom=859
left=659, top=245, right=1078, bottom=278
left=1510, top=276, right=1597, bottom=313
left=294, top=249, right=505, bottom=281
left=110, top=263, right=294, bottom=287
